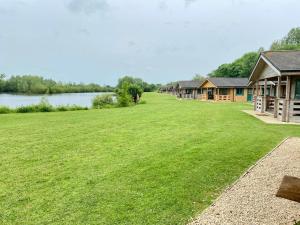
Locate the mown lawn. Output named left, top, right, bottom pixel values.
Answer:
left=0, top=93, right=299, bottom=225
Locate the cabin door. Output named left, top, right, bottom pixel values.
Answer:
left=247, top=89, right=253, bottom=102
left=207, top=88, right=214, bottom=100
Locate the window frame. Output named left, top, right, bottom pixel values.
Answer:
left=236, top=88, right=244, bottom=96
left=295, top=79, right=300, bottom=99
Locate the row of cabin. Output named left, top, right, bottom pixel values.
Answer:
left=160, top=77, right=252, bottom=102
left=160, top=50, right=300, bottom=123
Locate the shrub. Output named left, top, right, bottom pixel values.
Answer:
left=139, top=100, right=146, bottom=104
left=35, top=97, right=54, bottom=112
left=57, top=105, right=88, bottom=111
left=16, top=97, right=54, bottom=113
left=0, top=106, right=12, bottom=114
left=128, top=84, right=143, bottom=103
left=116, top=83, right=132, bottom=107
left=68, top=105, right=89, bottom=111
left=16, top=105, right=37, bottom=113
left=56, top=105, right=68, bottom=111
left=92, top=94, right=115, bottom=109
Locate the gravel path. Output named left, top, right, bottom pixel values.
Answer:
left=189, top=137, right=300, bottom=225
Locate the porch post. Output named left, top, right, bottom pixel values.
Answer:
left=263, top=78, right=267, bottom=112
left=286, top=76, right=291, bottom=122
left=254, top=81, right=259, bottom=110
left=274, top=76, right=281, bottom=118
left=206, top=88, right=208, bottom=100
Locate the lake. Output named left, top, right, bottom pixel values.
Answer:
left=0, top=92, right=113, bottom=108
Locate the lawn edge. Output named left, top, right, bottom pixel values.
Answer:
left=187, top=136, right=291, bottom=224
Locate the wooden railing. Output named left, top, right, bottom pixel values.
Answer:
left=277, top=99, right=285, bottom=121
left=289, top=100, right=300, bottom=123
left=267, top=96, right=275, bottom=111
left=256, top=96, right=263, bottom=112
left=198, top=94, right=207, bottom=100
left=217, top=95, right=231, bottom=101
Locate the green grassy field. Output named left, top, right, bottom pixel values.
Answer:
left=0, top=93, right=299, bottom=225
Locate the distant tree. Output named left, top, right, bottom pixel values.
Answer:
left=117, top=76, right=144, bottom=89
left=0, top=75, right=114, bottom=94
left=270, top=27, right=300, bottom=50
left=193, top=74, right=206, bottom=81
left=0, top=74, right=5, bottom=92
left=117, top=76, right=159, bottom=92
left=210, top=51, right=259, bottom=78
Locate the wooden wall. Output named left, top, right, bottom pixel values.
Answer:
left=233, top=88, right=248, bottom=102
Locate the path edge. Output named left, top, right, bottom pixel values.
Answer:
left=188, top=136, right=291, bottom=224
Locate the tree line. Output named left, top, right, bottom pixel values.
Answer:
left=0, top=74, right=161, bottom=95
left=0, top=74, right=115, bottom=94
left=193, top=27, right=300, bottom=80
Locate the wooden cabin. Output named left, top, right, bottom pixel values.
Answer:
left=176, top=80, right=203, bottom=99
left=248, top=51, right=300, bottom=123
left=199, top=77, right=250, bottom=102
left=159, top=84, right=177, bottom=95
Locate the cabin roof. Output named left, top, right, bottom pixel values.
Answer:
left=177, top=80, right=203, bottom=89
left=262, top=51, right=300, bottom=72
left=203, top=77, right=249, bottom=88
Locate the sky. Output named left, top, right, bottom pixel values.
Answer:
left=0, top=0, right=299, bottom=85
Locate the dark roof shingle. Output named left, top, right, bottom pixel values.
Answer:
left=178, top=80, right=203, bottom=89
left=207, top=77, right=248, bottom=88
left=262, top=51, right=300, bottom=72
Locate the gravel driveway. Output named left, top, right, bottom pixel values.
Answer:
left=189, top=137, right=300, bottom=225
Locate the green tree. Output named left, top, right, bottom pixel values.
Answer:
left=0, top=74, right=6, bottom=92
left=128, top=83, right=143, bottom=103
left=0, top=75, right=115, bottom=94
left=270, top=27, right=300, bottom=50
left=210, top=52, right=259, bottom=78
left=193, top=74, right=206, bottom=81
left=116, top=82, right=132, bottom=107
left=117, top=76, right=159, bottom=92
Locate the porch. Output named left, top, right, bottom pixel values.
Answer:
left=177, top=88, right=199, bottom=99
left=199, top=88, right=232, bottom=101
left=253, top=76, right=300, bottom=123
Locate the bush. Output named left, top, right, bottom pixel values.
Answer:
left=92, top=94, right=115, bottom=109
left=0, top=106, right=12, bottom=114
left=35, top=97, right=54, bottom=112
left=67, top=105, right=89, bottom=111
left=56, top=105, right=89, bottom=112
left=128, top=84, right=143, bottom=103
left=16, top=97, right=54, bottom=113
left=116, top=83, right=132, bottom=107
left=56, top=105, right=68, bottom=111
left=16, top=105, right=37, bottom=113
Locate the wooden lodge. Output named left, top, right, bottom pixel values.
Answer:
left=159, top=84, right=177, bottom=95
left=249, top=51, right=300, bottom=123
left=199, top=77, right=251, bottom=102
left=175, top=80, right=203, bottom=99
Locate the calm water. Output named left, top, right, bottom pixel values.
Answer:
left=0, top=92, right=112, bottom=108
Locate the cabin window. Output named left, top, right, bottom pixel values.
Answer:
left=186, top=89, right=192, bottom=94
left=295, top=79, right=300, bottom=99
left=219, top=88, right=228, bottom=95
left=236, top=88, right=244, bottom=96
left=197, top=89, right=203, bottom=94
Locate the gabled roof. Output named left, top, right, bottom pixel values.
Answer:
left=249, top=50, right=300, bottom=83
left=202, top=77, right=248, bottom=88
left=262, top=51, right=300, bottom=72
left=177, top=80, right=203, bottom=89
